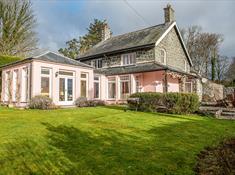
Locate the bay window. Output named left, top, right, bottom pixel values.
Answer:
left=120, top=75, right=130, bottom=99
left=108, top=77, right=116, bottom=99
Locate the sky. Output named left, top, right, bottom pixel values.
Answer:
left=32, top=0, right=235, bottom=57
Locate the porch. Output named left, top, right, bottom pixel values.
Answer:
left=96, top=63, right=199, bottom=103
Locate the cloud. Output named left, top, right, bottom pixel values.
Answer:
left=32, top=0, right=235, bottom=57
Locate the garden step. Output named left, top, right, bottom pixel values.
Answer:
left=222, top=108, right=235, bottom=112
left=221, top=112, right=235, bottom=116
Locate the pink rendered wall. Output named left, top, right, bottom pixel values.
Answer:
left=141, top=71, right=179, bottom=93
left=142, top=71, right=164, bottom=92
left=32, top=60, right=94, bottom=105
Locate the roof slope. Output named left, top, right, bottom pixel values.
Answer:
left=77, top=22, right=172, bottom=60
left=35, top=52, right=92, bottom=68
left=0, top=51, right=92, bottom=69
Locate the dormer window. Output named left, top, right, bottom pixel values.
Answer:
left=160, top=49, right=166, bottom=64
left=93, top=59, right=102, bottom=68
left=121, top=53, right=136, bottom=65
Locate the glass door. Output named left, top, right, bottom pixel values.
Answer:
left=59, top=77, right=74, bottom=105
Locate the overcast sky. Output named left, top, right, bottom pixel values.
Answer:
left=32, top=0, right=235, bottom=57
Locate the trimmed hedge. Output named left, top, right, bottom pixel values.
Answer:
left=128, top=92, right=199, bottom=114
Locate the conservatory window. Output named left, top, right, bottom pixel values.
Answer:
left=120, top=75, right=130, bottom=99
left=108, top=77, right=116, bottom=99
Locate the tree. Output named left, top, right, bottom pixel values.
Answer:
left=58, top=39, right=80, bottom=59
left=226, top=57, right=235, bottom=81
left=181, top=26, right=223, bottom=79
left=59, top=19, right=111, bottom=58
left=0, top=0, right=37, bottom=57
left=215, top=55, right=230, bottom=82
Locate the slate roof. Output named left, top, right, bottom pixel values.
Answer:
left=0, top=51, right=93, bottom=69
left=77, top=22, right=172, bottom=60
left=35, top=52, right=92, bottom=68
left=94, top=62, right=197, bottom=77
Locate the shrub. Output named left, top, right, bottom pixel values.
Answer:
left=75, top=97, right=88, bottom=107
left=163, top=93, right=199, bottom=114
left=29, top=95, right=54, bottom=110
left=75, top=97, right=105, bottom=107
left=128, top=92, right=199, bottom=114
left=128, top=92, right=163, bottom=112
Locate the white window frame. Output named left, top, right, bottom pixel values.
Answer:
left=93, top=59, right=103, bottom=69
left=5, top=71, right=11, bottom=102
left=121, top=52, right=136, bottom=66
left=12, top=69, right=19, bottom=102
left=94, top=75, right=100, bottom=99
left=107, top=76, right=116, bottom=100
left=185, top=81, right=193, bottom=93
left=119, top=75, right=131, bottom=100
left=21, top=67, right=29, bottom=102
left=80, top=72, right=89, bottom=98
left=160, top=49, right=166, bottom=65
left=40, top=67, right=52, bottom=98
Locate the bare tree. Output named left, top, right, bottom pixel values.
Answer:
left=181, top=26, right=223, bottom=79
left=226, top=57, right=235, bottom=81
left=0, top=0, right=37, bottom=57
left=215, top=55, right=230, bottom=82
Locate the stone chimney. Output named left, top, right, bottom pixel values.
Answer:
left=164, top=4, right=175, bottom=23
left=102, top=23, right=111, bottom=41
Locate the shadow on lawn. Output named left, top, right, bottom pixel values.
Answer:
left=42, top=122, right=150, bottom=175
left=1, top=118, right=232, bottom=175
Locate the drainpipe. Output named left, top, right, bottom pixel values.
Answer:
left=164, top=69, right=168, bottom=93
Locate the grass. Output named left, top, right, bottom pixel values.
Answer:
left=0, top=106, right=234, bottom=175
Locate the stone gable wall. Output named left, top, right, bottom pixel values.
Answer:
left=155, top=27, right=190, bottom=72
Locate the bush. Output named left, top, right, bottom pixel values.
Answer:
left=163, top=93, right=199, bottom=114
left=128, top=92, right=199, bottom=114
left=75, top=97, right=105, bottom=107
left=128, top=92, right=162, bottom=112
left=29, top=95, right=54, bottom=110
left=75, top=97, right=88, bottom=107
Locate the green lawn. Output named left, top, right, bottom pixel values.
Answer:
left=0, top=106, right=235, bottom=175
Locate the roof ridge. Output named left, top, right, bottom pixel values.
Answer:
left=110, top=23, right=166, bottom=39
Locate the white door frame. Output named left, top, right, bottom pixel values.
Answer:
left=58, top=76, right=75, bottom=105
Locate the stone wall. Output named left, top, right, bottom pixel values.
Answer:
left=155, top=27, right=190, bottom=73
left=202, top=80, right=224, bottom=102
left=83, top=48, right=155, bottom=68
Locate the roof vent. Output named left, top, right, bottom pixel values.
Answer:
left=164, top=4, right=175, bottom=23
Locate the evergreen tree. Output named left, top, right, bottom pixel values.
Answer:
left=59, top=19, right=110, bottom=58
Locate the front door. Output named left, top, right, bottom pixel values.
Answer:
left=59, top=77, right=74, bottom=105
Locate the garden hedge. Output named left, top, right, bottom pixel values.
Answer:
left=128, top=92, right=199, bottom=114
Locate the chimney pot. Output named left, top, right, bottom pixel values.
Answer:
left=164, top=4, right=175, bottom=23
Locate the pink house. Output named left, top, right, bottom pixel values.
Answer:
left=0, top=5, right=201, bottom=107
